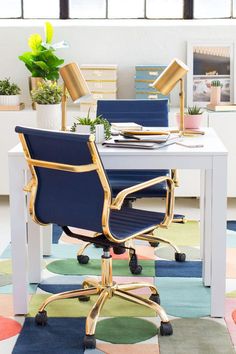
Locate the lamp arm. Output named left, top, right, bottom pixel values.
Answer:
left=179, top=78, right=185, bottom=134
left=61, top=83, right=67, bottom=131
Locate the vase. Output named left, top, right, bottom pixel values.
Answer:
left=210, top=87, right=221, bottom=106
left=95, top=124, right=105, bottom=143
left=176, top=113, right=202, bottom=129
left=36, top=103, right=61, bottom=130
left=0, top=95, right=20, bottom=106
left=29, top=77, right=44, bottom=110
left=75, top=125, right=91, bottom=134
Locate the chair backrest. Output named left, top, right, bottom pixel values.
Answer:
left=97, top=99, right=168, bottom=127
left=15, top=126, right=111, bottom=232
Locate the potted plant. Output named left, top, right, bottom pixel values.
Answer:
left=31, top=81, right=63, bottom=130
left=0, top=78, right=21, bottom=106
left=176, top=105, right=203, bottom=129
left=71, top=111, right=111, bottom=143
left=210, top=80, right=222, bottom=105
left=19, top=22, right=67, bottom=108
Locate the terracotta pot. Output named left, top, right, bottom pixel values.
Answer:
left=176, top=113, right=202, bottom=129
left=36, top=103, right=61, bottom=130
left=210, top=86, right=221, bottom=105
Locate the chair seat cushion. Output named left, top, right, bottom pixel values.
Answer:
left=109, top=207, right=165, bottom=240
left=107, top=170, right=169, bottom=198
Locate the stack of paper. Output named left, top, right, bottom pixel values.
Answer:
left=111, top=122, right=143, bottom=131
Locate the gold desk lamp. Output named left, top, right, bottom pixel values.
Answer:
left=60, top=62, right=91, bottom=131
left=152, top=58, right=203, bottom=136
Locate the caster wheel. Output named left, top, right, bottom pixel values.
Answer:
left=149, top=241, right=160, bottom=248
left=35, top=310, right=48, bottom=326
left=113, top=245, right=126, bottom=255
left=130, top=264, right=142, bottom=275
left=78, top=295, right=90, bottom=302
left=160, top=321, right=173, bottom=336
left=84, top=334, right=96, bottom=349
left=77, top=255, right=89, bottom=264
left=149, top=293, right=160, bottom=305
left=94, top=244, right=102, bottom=248
left=175, top=252, right=186, bottom=262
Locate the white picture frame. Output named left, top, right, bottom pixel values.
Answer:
left=187, top=40, right=235, bottom=107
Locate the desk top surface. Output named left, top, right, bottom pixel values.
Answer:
left=9, top=127, right=227, bottom=157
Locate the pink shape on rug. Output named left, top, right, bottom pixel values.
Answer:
left=226, top=249, right=236, bottom=278
left=113, top=276, right=154, bottom=295
left=0, top=316, right=22, bottom=341
left=225, top=298, right=236, bottom=346
left=97, top=343, right=159, bottom=353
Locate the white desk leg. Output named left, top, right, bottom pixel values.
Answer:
left=211, top=155, right=227, bottom=317
left=42, top=225, right=52, bottom=256
left=200, top=169, right=212, bottom=287
left=9, top=157, right=28, bottom=315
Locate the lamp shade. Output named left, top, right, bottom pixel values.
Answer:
left=152, top=58, right=189, bottom=95
left=60, top=62, right=90, bottom=102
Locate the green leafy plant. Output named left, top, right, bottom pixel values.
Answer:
left=71, top=109, right=111, bottom=140
left=187, top=105, right=203, bottom=115
left=0, top=78, right=21, bottom=95
left=211, top=80, right=223, bottom=87
left=19, top=22, right=67, bottom=80
left=31, top=81, right=63, bottom=104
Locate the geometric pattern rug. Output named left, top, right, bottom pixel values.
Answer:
left=1, top=220, right=236, bottom=353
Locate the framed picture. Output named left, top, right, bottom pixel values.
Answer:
left=187, top=41, right=235, bottom=107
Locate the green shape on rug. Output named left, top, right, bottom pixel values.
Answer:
left=0, top=273, right=12, bottom=287
left=226, top=290, right=236, bottom=298
left=0, top=260, right=12, bottom=274
left=154, top=220, right=200, bottom=246
left=96, top=317, right=157, bottom=344
left=46, top=259, right=155, bottom=277
left=159, top=318, right=235, bottom=354
left=28, top=294, right=155, bottom=318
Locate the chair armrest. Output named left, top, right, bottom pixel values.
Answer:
left=171, top=169, right=179, bottom=187
left=110, top=175, right=175, bottom=227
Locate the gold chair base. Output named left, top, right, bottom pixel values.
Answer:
left=36, top=255, right=171, bottom=338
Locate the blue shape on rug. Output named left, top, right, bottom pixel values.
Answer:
left=227, top=221, right=236, bottom=232
left=12, top=317, right=86, bottom=354
left=155, top=260, right=202, bottom=277
left=156, top=277, right=211, bottom=318
left=53, top=224, right=62, bottom=244
left=38, top=283, right=83, bottom=294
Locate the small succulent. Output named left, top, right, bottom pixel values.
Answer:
left=71, top=109, right=111, bottom=140
left=211, top=80, right=223, bottom=87
left=31, top=81, right=63, bottom=104
left=0, top=78, right=21, bottom=95
left=187, top=105, right=203, bottom=115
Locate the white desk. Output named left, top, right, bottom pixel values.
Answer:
left=8, top=128, right=227, bottom=317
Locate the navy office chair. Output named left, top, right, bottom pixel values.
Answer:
left=16, top=126, right=173, bottom=349
left=76, top=99, right=186, bottom=268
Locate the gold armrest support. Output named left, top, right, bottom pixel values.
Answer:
left=171, top=169, right=179, bottom=187
left=26, top=157, right=97, bottom=173
left=110, top=176, right=175, bottom=227
left=23, top=178, right=35, bottom=192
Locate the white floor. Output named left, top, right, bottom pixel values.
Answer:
left=0, top=195, right=235, bottom=255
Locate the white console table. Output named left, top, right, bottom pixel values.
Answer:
left=8, top=128, right=227, bottom=317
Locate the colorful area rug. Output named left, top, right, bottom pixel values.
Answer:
left=1, top=220, right=236, bottom=353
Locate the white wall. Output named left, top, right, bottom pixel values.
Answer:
left=0, top=19, right=236, bottom=106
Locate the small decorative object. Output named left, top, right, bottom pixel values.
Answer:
left=0, top=78, right=21, bottom=106
left=176, top=105, right=203, bottom=129
left=210, top=80, right=223, bottom=106
left=19, top=22, right=67, bottom=109
left=31, top=81, right=63, bottom=130
left=71, top=110, right=111, bottom=142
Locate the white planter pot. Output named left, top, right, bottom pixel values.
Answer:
left=75, top=125, right=91, bottom=134
left=0, top=95, right=20, bottom=106
left=95, top=124, right=105, bottom=143
left=36, top=103, right=61, bottom=131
